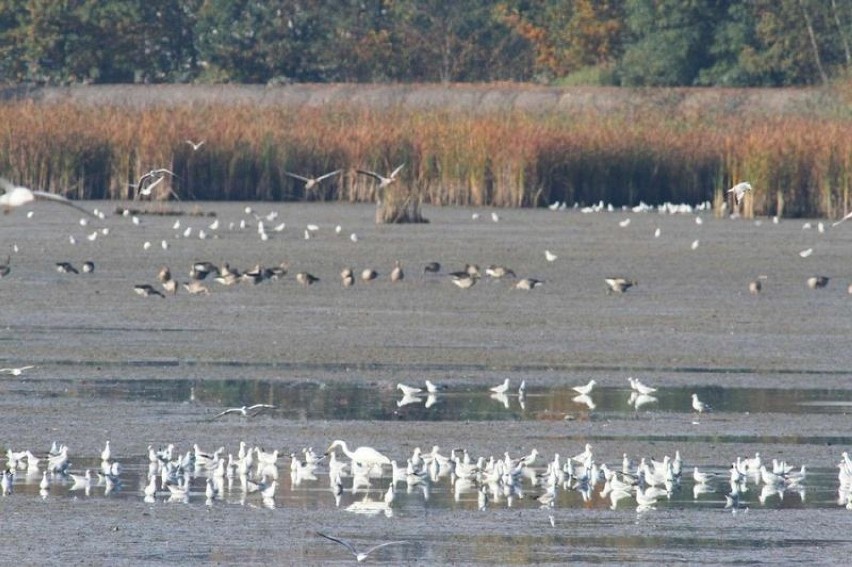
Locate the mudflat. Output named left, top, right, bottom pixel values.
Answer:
left=1, top=202, right=851, bottom=565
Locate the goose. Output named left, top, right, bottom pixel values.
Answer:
left=0, top=177, right=93, bottom=216
left=514, top=278, right=543, bottom=290
left=340, top=267, right=355, bottom=287
left=390, top=260, right=404, bottom=282
left=450, top=272, right=479, bottom=289
left=296, top=272, right=319, bottom=286
left=134, top=284, right=164, bottom=298
left=605, top=277, right=636, bottom=294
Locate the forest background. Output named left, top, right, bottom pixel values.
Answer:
left=1, top=1, right=851, bottom=219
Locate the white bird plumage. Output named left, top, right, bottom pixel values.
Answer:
left=316, top=532, right=408, bottom=562
left=0, top=178, right=93, bottom=216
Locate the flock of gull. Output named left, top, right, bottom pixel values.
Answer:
left=4, top=177, right=852, bottom=560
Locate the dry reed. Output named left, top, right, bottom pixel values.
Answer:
left=0, top=97, right=849, bottom=219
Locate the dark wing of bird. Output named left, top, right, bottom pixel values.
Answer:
left=316, top=532, right=358, bottom=556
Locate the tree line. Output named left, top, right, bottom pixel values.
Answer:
left=0, top=0, right=849, bottom=87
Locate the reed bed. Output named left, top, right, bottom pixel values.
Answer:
left=0, top=97, right=849, bottom=219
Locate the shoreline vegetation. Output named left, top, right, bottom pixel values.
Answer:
left=1, top=83, right=850, bottom=220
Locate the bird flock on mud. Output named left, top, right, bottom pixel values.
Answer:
left=4, top=178, right=852, bottom=561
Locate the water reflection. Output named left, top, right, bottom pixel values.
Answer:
left=5, top=451, right=843, bottom=515
left=44, top=379, right=852, bottom=421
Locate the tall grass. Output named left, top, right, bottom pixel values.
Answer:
left=0, top=96, right=849, bottom=218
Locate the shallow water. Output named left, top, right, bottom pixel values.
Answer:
left=2, top=202, right=852, bottom=565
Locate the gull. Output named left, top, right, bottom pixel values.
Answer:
left=807, top=276, right=829, bottom=289
left=185, top=139, right=205, bottom=151
left=397, top=383, right=422, bottom=397
left=0, top=177, right=94, bottom=216
left=605, top=277, right=636, bottom=294
left=727, top=181, right=753, bottom=205
left=832, top=210, right=852, bottom=227
left=134, top=168, right=178, bottom=199
left=491, top=211, right=500, bottom=222
left=544, top=250, right=557, bottom=262
left=356, top=163, right=405, bottom=188
left=0, top=365, right=34, bottom=376
left=693, top=467, right=716, bottom=484
left=490, top=379, right=510, bottom=394
left=572, top=393, right=596, bottom=410
left=100, top=441, right=111, bottom=463
left=799, top=248, right=813, bottom=258
left=572, top=379, right=596, bottom=396
left=632, top=393, right=658, bottom=410
left=691, top=239, right=700, bottom=250
left=654, top=227, right=661, bottom=238
left=628, top=377, right=656, bottom=395
left=424, top=380, right=445, bottom=393
left=619, top=218, right=631, bottom=227
left=214, top=404, right=276, bottom=418
left=691, top=393, right=711, bottom=414
left=316, top=532, right=408, bottom=563
left=325, top=440, right=390, bottom=469
left=284, top=170, right=341, bottom=191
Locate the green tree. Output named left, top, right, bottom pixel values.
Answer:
left=619, top=0, right=726, bottom=86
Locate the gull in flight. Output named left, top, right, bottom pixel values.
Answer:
left=727, top=181, right=752, bottom=205
left=0, top=365, right=35, bottom=376
left=214, top=404, right=276, bottom=418
left=284, top=170, right=342, bottom=191
left=133, top=169, right=179, bottom=200
left=356, top=163, right=405, bottom=188
left=316, top=532, right=408, bottom=563
left=0, top=177, right=93, bottom=216
left=185, top=139, right=206, bottom=151
left=832, top=210, right=852, bottom=227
